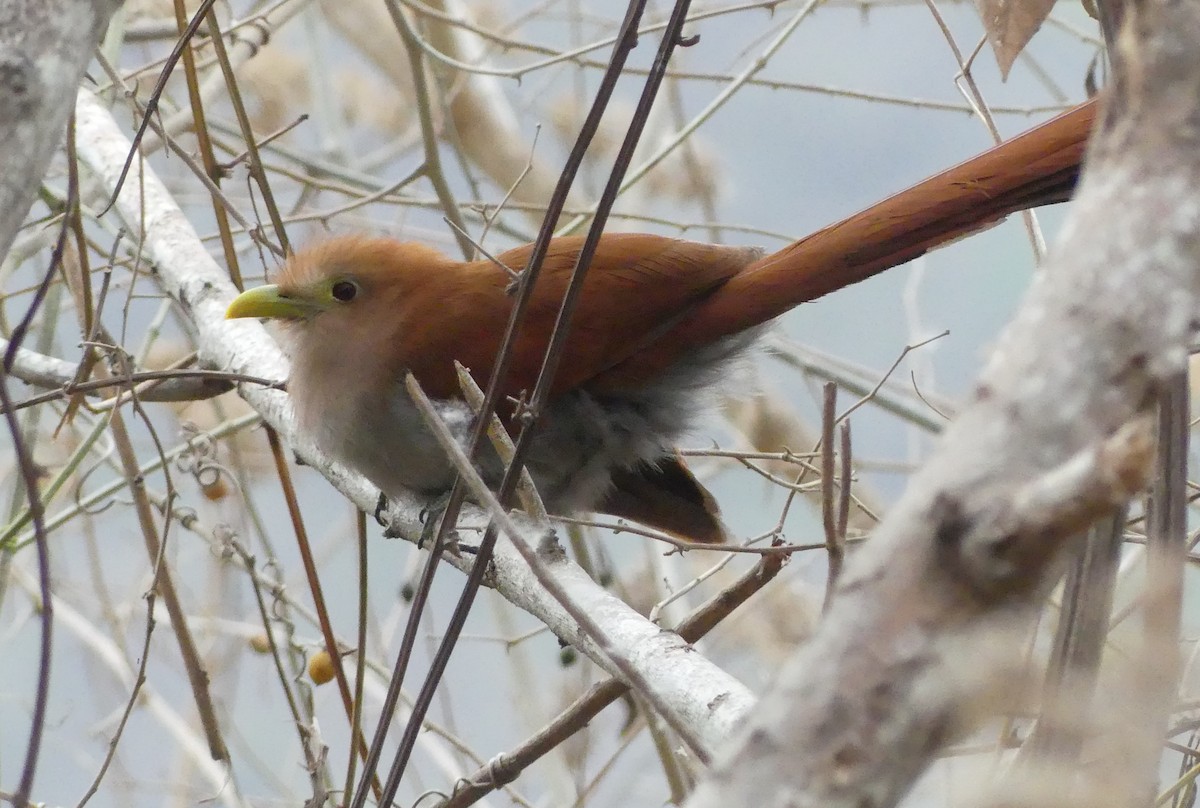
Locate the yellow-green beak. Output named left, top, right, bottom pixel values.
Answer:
left=226, top=284, right=319, bottom=320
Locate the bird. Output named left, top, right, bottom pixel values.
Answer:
left=227, top=234, right=763, bottom=542
left=226, top=99, right=1097, bottom=543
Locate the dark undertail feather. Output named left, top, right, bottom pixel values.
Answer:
left=601, top=453, right=729, bottom=544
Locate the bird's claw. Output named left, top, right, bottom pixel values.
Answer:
left=373, top=492, right=390, bottom=526
left=374, top=493, right=409, bottom=538
left=417, top=522, right=464, bottom=553
left=417, top=491, right=461, bottom=552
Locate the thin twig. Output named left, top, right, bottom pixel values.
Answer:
left=820, top=384, right=843, bottom=611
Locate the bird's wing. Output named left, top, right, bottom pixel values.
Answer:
left=393, top=233, right=759, bottom=401
left=496, top=233, right=761, bottom=397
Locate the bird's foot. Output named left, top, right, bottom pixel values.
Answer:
left=373, top=492, right=390, bottom=527
left=374, top=492, right=412, bottom=539
left=418, top=491, right=466, bottom=555
left=371, top=491, right=454, bottom=545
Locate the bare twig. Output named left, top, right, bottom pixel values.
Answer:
left=820, top=383, right=843, bottom=611
left=1013, top=511, right=1123, bottom=766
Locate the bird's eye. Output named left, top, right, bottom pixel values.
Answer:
left=330, top=280, right=359, bottom=302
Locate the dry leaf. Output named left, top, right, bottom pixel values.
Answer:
left=976, top=0, right=1056, bottom=79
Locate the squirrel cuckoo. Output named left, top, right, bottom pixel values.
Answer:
left=226, top=100, right=1096, bottom=543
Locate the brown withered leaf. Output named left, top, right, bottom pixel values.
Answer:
left=976, top=0, right=1056, bottom=79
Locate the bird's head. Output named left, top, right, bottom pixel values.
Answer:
left=225, top=236, right=465, bottom=395
left=226, top=235, right=454, bottom=324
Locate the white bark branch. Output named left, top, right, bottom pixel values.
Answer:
left=0, top=337, right=79, bottom=389
left=685, top=1, right=1200, bottom=805
left=71, top=89, right=755, bottom=755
